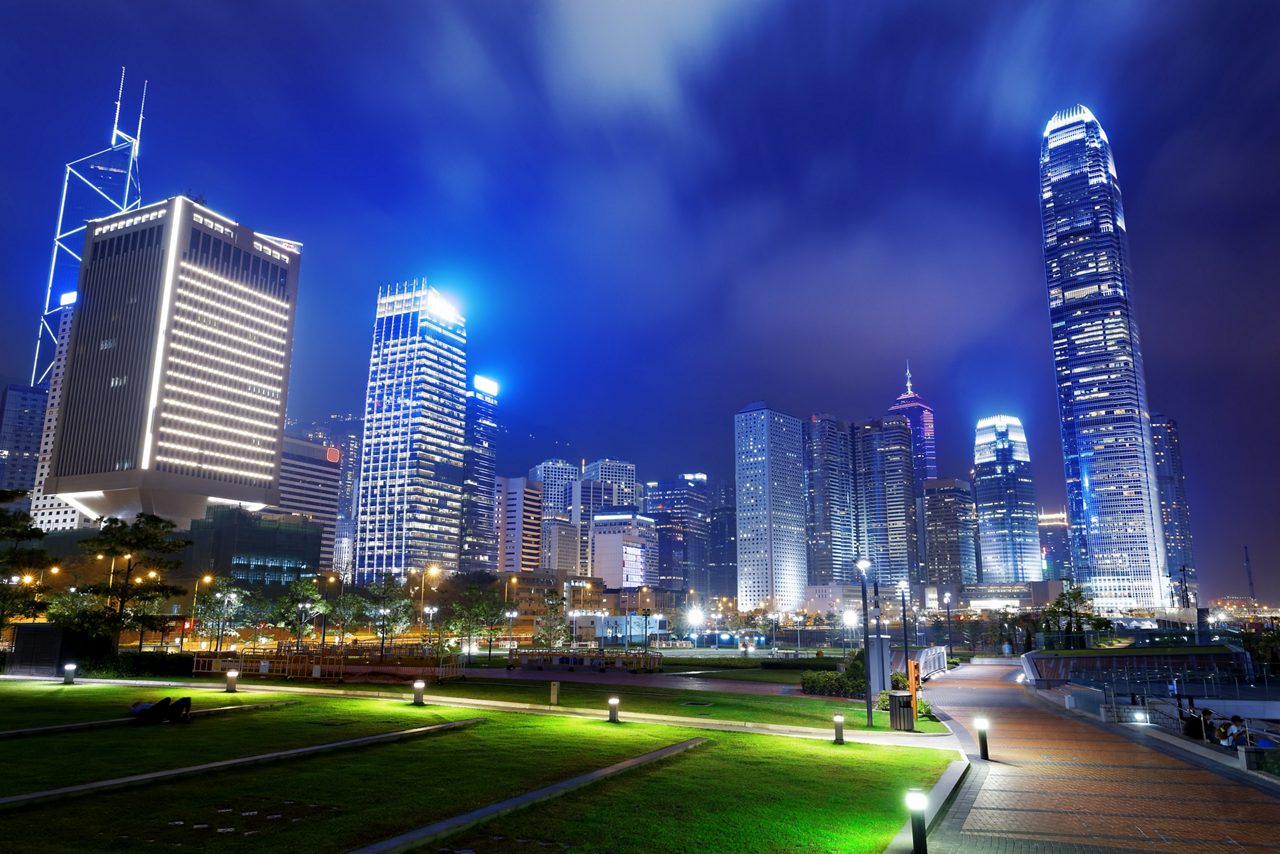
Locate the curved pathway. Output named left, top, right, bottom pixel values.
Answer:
left=925, top=664, right=1280, bottom=852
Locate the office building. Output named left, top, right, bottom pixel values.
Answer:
left=734, top=402, right=807, bottom=611
left=1150, top=414, right=1196, bottom=603
left=565, top=478, right=618, bottom=574
left=460, top=376, right=500, bottom=574
left=887, top=365, right=937, bottom=493
left=802, top=414, right=854, bottom=586
left=529, top=458, right=578, bottom=517
left=590, top=510, right=659, bottom=589
left=1040, top=105, right=1167, bottom=609
left=706, top=480, right=737, bottom=602
left=186, top=505, right=322, bottom=586
left=922, top=478, right=977, bottom=587
left=29, top=308, right=95, bottom=531
left=354, top=281, right=467, bottom=581
left=973, top=416, right=1041, bottom=584
left=644, top=473, right=710, bottom=593
left=263, top=435, right=342, bottom=570
left=583, top=459, right=637, bottom=508
left=42, top=196, right=300, bottom=527
left=541, top=515, right=582, bottom=576
left=1038, top=511, right=1072, bottom=582
left=851, top=415, right=917, bottom=588
left=0, top=385, right=46, bottom=509
left=497, top=476, right=542, bottom=573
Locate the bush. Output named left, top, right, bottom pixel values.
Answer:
left=762, top=658, right=838, bottom=671
left=78, top=652, right=195, bottom=679
left=874, top=689, right=935, bottom=719
left=890, top=671, right=909, bottom=690
left=800, top=670, right=866, bottom=698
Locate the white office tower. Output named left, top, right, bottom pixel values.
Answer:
left=354, top=281, right=467, bottom=581
left=30, top=308, right=97, bottom=531
left=42, top=197, right=300, bottom=527
left=529, top=458, right=578, bottom=516
left=496, top=476, right=543, bottom=573
left=590, top=510, right=659, bottom=588
left=583, top=458, right=637, bottom=508
left=734, top=402, right=807, bottom=611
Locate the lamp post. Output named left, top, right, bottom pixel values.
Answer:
left=377, top=607, right=389, bottom=660
left=897, top=580, right=910, bottom=654
left=505, top=609, right=518, bottom=649
left=944, top=592, right=954, bottom=659
left=642, top=608, right=652, bottom=653
left=182, top=574, right=213, bottom=652
left=857, top=558, right=874, bottom=728
left=906, top=789, right=929, bottom=853
left=687, top=606, right=704, bottom=649
left=842, top=610, right=856, bottom=654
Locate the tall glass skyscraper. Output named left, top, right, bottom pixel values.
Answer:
left=802, top=414, right=854, bottom=586
left=1150, top=414, right=1196, bottom=603
left=922, top=478, right=977, bottom=587
left=460, top=376, right=500, bottom=574
left=973, top=416, right=1041, bottom=584
left=851, top=415, right=917, bottom=588
left=354, top=281, right=467, bottom=581
left=887, top=365, right=937, bottom=495
left=734, top=402, right=807, bottom=611
left=1040, top=105, right=1167, bottom=610
left=644, top=473, right=710, bottom=594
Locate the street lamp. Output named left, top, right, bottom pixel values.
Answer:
left=505, top=609, right=518, bottom=649
left=897, top=580, right=910, bottom=654
left=943, top=592, right=954, bottom=659
left=857, top=558, right=874, bottom=729
left=642, top=608, right=652, bottom=653
left=842, top=610, right=857, bottom=654
left=182, top=574, right=213, bottom=651
left=687, top=607, right=705, bottom=649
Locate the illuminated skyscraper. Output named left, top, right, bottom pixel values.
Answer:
left=706, top=480, right=737, bottom=602
left=851, top=415, right=917, bottom=588
left=42, top=196, right=300, bottom=527
left=887, top=364, right=937, bottom=494
left=922, top=478, right=977, bottom=587
left=802, top=414, right=854, bottom=586
left=529, top=458, right=578, bottom=517
left=566, top=478, right=617, bottom=576
left=583, top=459, right=637, bottom=508
left=496, top=476, right=542, bottom=573
left=590, top=510, right=659, bottom=589
left=1038, top=511, right=1072, bottom=582
left=267, top=435, right=342, bottom=570
left=735, top=402, right=807, bottom=611
left=644, top=473, right=710, bottom=593
left=460, top=377, right=500, bottom=574
left=0, top=385, right=46, bottom=509
left=1041, top=105, right=1167, bottom=609
left=1150, top=414, right=1196, bottom=603
left=973, top=416, right=1041, bottom=584
left=354, top=282, right=467, bottom=581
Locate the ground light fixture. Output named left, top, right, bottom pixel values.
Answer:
left=974, top=717, right=990, bottom=760
left=906, top=788, right=929, bottom=853
left=412, top=680, right=426, bottom=706
left=225, top=670, right=239, bottom=693
left=63, top=663, right=76, bottom=685
left=833, top=714, right=845, bottom=744
left=608, top=696, right=620, bottom=723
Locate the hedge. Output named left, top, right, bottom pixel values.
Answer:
left=800, top=670, right=867, bottom=697
left=78, top=652, right=196, bottom=679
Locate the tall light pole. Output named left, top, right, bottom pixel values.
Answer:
left=944, top=592, right=954, bottom=658
left=642, top=608, right=651, bottom=653
left=505, top=608, right=518, bottom=649
left=842, top=609, right=856, bottom=654
left=687, top=606, right=704, bottom=649
left=897, top=580, right=910, bottom=654
left=857, top=558, right=874, bottom=728
left=182, top=574, right=213, bottom=652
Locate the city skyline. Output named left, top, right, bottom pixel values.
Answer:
left=0, top=3, right=1278, bottom=600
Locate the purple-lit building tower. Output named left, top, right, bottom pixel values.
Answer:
left=887, top=364, right=937, bottom=497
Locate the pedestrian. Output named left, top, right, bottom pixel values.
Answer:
left=1217, top=715, right=1245, bottom=747
left=1182, top=708, right=1214, bottom=741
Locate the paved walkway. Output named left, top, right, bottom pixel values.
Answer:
left=925, top=664, right=1280, bottom=853
left=459, top=666, right=791, bottom=696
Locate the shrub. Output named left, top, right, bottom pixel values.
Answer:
left=890, top=671, right=909, bottom=690
left=78, top=652, right=195, bottom=679
left=800, top=670, right=867, bottom=698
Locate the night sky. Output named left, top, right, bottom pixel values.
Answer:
left=1, top=2, right=1277, bottom=601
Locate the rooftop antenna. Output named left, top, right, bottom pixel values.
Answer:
left=1244, top=546, right=1255, bottom=601
left=905, top=360, right=913, bottom=395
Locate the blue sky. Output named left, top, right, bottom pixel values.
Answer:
left=1, top=1, right=1278, bottom=599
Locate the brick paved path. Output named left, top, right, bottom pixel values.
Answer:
left=925, top=664, right=1280, bottom=853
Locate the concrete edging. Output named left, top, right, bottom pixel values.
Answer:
left=883, top=759, right=971, bottom=853
left=0, top=717, right=484, bottom=809
left=350, top=737, right=709, bottom=854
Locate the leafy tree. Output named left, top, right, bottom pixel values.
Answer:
left=271, top=579, right=329, bottom=651
left=535, top=591, right=569, bottom=648
left=363, top=576, right=414, bottom=654
left=0, top=489, right=53, bottom=632
left=327, top=592, right=366, bottom=644
left=79, top=514, right=189, bottom=652
left=1, top=579, right=47, bottom=634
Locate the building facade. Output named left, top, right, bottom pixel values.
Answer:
left=802, top=414, right=854, bottom=586
left=851, top=415, right=917, bottom=588
left=186, top=505, right=322, bottom=586
left=1040, top=105, right=1167, bottom=610
left=267, top=434, right=342, bottom=570
left=887, top=366, right=937, bottom=494
left=589, top=510, right=659, bottom=589
left=496, top=476, right=542, bottom=573
left=734, top=402, right=807, bottom=611
left=1150, top=413, right=1196, bottom=604
left=0, top=385, right=46, bottom=509
left=922, top=478, right=977, bottom=587
left=29, top=307, right=94, bottom=531
left=643, top=473, right=710, bottom=594
left=354, top=281, right=467, bottom=581
left=529, top=458, right=578, bottom=517
left=973, top=416, right=1042, bottom=584
left=1038, top=511, right=1072, bottom=582
left=583, top=459, right=637, bottom=509
left=42, top=196, right=300, bottom=527
left=460, top=376, right=500, bottom=574
left=706, top=480, right=737, bottom=602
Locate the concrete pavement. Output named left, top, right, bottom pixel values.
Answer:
left=924, top=664, right=1280, bottom=852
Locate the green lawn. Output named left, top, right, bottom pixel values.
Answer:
left=0, top=681, right=281, bottom=730
left=668, top=667, right=804, bottom=685
left=0, top=686, right=953, bottom=854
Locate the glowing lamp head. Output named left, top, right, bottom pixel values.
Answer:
left=842, top=610, right=857, bottom=627
left=413, top=680, right=426, bottom=689
left=905, top=789, right=928, bottom=813
left=226, top=670, right=239, bottom=678
left=856, top=558, right=872, bottom=572
left=974, top=717, right=990, bottom=731
left=608, top=697, right=620, bottom=706
left=64, top=663, right=77, bottom=672
left=833, top=714, right=844, bottom=724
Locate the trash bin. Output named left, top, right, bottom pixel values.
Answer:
left=889, top=691, right=915, bottom=731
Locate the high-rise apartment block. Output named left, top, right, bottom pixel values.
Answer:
left=973, top=415, right=1041, bottom=584
left=1040, top=105, right=1167, bottom=610
left=0, top=385, right=46, bottom=509
left=734, top=402, right=807, bottom=611
left=497, top=476, right=542, bottom=573
left=802, top=414, right=854, bottom=586
left=922, top=478, right=977, bottom=587
left=42, top=196, right=300, bottom=527
left=706, top=480, right=737, bottom=602
left=566, top=478, right=617, bottom=576
left=460, top=376, right=500, bottom=574
left=354, top=282, right=466, bottom=581
left=851, top=415, right=917, bottom=588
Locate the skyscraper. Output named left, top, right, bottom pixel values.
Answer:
left=583, top=459, right=637, bottom=508
left=643, top=473, right=710, bottom=593
left=29, top=307, right=94, bottom=531
left=42, top=196, right=300, bottom=527
left=1038, top=511, right=1072, bottom=582
left=529, top=458, right=578, bottom=517
left=460, top=376, right=500, bottom=574
left=496, top=476, right=542, bottom=574
left=922, top=478, right=977, bottom=587
left=590, top=510, right=659, bottom=589
left=802, top=414, right=854, bottom=586
left=1040, top=105, right=1167, bottom=610
left=851, top=415, right=917, bottom=588
left=973, top=416, right=1041, bottom=584
left=354, top=281, right=467, bottom=581
left=887, top=364, right=937, bottom=494
left=566, top=478, right=617, bottom=576
left=734, top=402, right=807, bottom=611
left=267, top=435, right=342, bottom=570
left=706, top=480, right=737, bottom=602
left=0, top=385, right=46, bottom=509
left=1150, top=414, right=1196, bottom=603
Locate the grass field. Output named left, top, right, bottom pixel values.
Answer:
left=0, top=681, right=953, bottom=853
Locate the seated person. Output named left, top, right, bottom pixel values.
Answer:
left=1218, top=715, right=1246, bottom=747
left=1182, top=709, right=1213, bottom=740
left=129, top=697, right=192, bottom=723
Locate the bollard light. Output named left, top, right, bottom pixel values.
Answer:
left=974, top=717, right=990, bottom=761
left=608, top=696, right=620, bottom=724
left=833, top=714, right=845, bottom=745
left=225, top=669, right=239, bottom=693
left=906, top=788, right=929, bottom=853
left=63, top=663, right=77, bottom=685
left=412, top=680, right=426, bottom=706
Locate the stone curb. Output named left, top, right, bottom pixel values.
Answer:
left=349, top=737, right=709, bottom=854
left=0, top=717, right=483, bottom=809
left=0, top=699, right=298, bottom=739
left=883, top=759, right=971, bottom=853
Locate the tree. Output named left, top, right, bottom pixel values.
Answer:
left=79, top=514, right=190, bottom=652
left=327, top=592, right=366, bottom=644
left=271, top=579, right=329, bottom=651
left=535, top=591, right=569, bottom=648
left=363, top=576, right=414, bottom=656
left=0, top=489, right=54, bottom=633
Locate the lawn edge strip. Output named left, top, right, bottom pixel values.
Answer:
left=0, top=700, right=299, bottom=739
left=0, top=717, right=484, bottom=809
left=350, top=736, right=709, bottom=854
left=883, top=759, right=971, bottom=854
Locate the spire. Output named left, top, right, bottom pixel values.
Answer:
left=905, top=360, right=913, bottom=395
